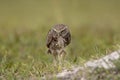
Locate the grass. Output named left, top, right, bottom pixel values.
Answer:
left=0, top=0, right=120, bottom=79
left=0, top=26, right=120, bottom=79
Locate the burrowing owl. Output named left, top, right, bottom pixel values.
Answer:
left=46, top=24, right=71, bottom=64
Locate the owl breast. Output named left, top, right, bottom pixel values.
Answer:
left=50, top=36, right=64, bottom=50
left=57, top=36, right=65, bottom=48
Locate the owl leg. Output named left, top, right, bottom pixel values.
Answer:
left=58, top=49, right=66, bottom=65
left=61, top=50, right=66, bottom=60
left=53, top=51, right=58, bottom=66
left=61, top=50, right=66, bottom=64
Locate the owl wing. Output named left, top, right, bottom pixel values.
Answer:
left=63, top=29, right=71, bottom=47
left=46, top=29, right=53, bottom=48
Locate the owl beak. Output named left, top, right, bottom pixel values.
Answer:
left=58, top=33, right=60, bottom=36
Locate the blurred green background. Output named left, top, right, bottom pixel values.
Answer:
left=0, top=0, right=120, bottom=28
left=0, top=0, right=120, bottom=62
left=0, top=0, right=120, bottom=79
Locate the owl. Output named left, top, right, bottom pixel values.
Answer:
left=46, top=24, right=71, bottom=64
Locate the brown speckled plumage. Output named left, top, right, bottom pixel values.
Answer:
left=46, top=24, right=71, bottom=64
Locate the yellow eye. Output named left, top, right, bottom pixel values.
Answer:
left=60, top=29, right=67, bottom=37
left=61, top=29, right=66, bottom=34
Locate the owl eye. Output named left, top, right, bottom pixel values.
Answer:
left=61, top=29, right=66, bottom=36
